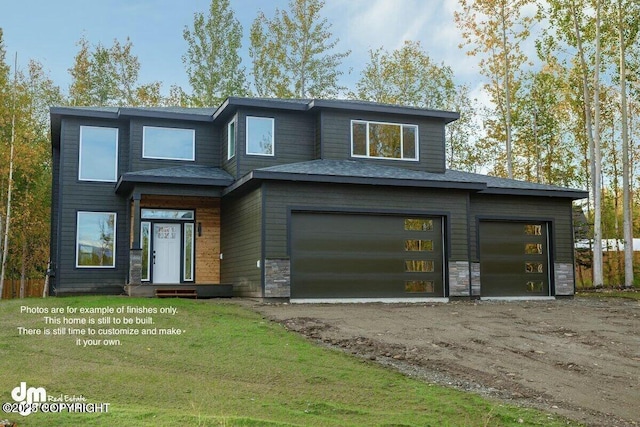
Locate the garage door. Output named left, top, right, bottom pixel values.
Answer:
left=479, top=221, right=550, bottom=297
left=290, top=213, right=444, bottom=299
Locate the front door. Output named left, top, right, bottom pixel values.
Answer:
left=153, top=223, right=181, bottom=283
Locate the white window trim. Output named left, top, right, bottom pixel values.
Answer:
left=78, top=126, right=119, bottom=182
left=227, top=119, right=236, bottom=160
left=350, top=119, right=419, bottom=161
left=75, top=211, right=117, bottom=269
left=246, top=116, right=275, bottom=157
left=142, top=126, right=195, bottom=161
left=183, top=223, right=195, bottom=282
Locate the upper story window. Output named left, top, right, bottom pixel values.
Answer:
left=351, top=120, right=418, bottom=161
left=79, top=126, right=118, bottom=182
left=227, top=120, right=236, bottom=160
left=246, top=116, right=274, bottom=156
left=143, top=126, right=195, bottom=161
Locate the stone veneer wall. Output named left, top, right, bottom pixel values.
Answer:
left=470, top=262, right=481, bottom=296
left=264, top=259, right=291, bottom=298
left=128, top=249, right=142, bottom=285
left=448, top=261, right=470, bottom=297
left=554, top=263, right=575, bottom=295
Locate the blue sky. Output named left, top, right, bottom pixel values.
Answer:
left=1, top=0, right=484, bottom=99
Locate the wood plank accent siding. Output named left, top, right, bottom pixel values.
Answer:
left=318, top=110, right=447, bottom=173
left=139, top=195, right=221, bottom=284
left=469, top=194, right=574, bottom=263
left=221, top=189, right=263, bottom=297
left=263, top=182, right=469, bottom=261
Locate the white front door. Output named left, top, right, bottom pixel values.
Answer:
left=153, top=223, right=181, bottom=283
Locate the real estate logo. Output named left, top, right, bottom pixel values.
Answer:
left=9, top=382, right=46, bottom=415
left=3, top=382, right=110, bottom=417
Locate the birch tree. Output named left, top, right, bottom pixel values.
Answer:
left=249, top=0, right=350, bottom=98
left=615, top=0, right=640, bottom=288
left=0, top=52, right=16, bottom=297
left=69, top=36, right=162, bottom=106
left=543, top=0, right=605, bottom=286
left=455, top=0, right=535, bottom=179
left=183, top=0, right=249, bottom=107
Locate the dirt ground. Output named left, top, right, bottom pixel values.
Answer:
left=244, top=297, right=640, bottom=427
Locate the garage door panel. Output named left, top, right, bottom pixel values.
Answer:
left=295, top=257, right=404, bottom=274
left=296, top=238, right=404, bottom=253
left=479, top=221, right=550, bottom=297
left=291, top=213, right=444, bottom=299
left=294, top=274, right=441, bottom=298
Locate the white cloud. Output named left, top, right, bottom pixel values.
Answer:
left=323, top=0, right=484, bottom=90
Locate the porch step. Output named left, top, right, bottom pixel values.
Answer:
left=155, top=288, right=198, bottom=298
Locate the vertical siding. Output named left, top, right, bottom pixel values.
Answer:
left=469, top=194, right=574, bottom=262
left=129, top=118, right=219, bottom=171
left=263, top=182, right=469, bottom=261
left=221, top=188, right=263, bottom=296
left=318, top=110, right=447, bottom=173
left=56, top=117, right=130, bottom=293
left=235, top=108, right=316, bottom=176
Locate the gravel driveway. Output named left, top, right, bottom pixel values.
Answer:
left=244, top=297, right=640, bottom=427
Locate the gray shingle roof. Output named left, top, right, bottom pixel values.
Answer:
left=253, top=160, right=587, bottom=198
left=115, top=165, right=234, bottom=194
left=123, top=165, right=233, bottom=180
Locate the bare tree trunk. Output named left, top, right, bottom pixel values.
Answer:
left=0, top=53, right=18, bottom=298
left=19, top=240, right=27, bottom=298
left=619, top=0, right=634, bottom=288
left=571, top=0, right=603, bottom=287
left=42, top=260, right=50, bottom=298
left=592, top=0, right=603, bottom=288
left=501, top=1, right=513, bottom=179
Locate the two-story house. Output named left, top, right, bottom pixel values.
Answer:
left=49, top=97, right=586, bottom=301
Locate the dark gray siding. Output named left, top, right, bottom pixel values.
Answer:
left=469, top=194, right=574, bottom=263
left=235, top=108, right=316, bottom=176
left=56, top=117, right=130, bottom=294
left=318, top=110, right=447, bottom=173
left=315, top=112, right=323, bottom=159
left=220, top=188, right=263, bottom=296
left=49, top=144, right=61, bottom=293
left=263, top=182, right=469, bottom=261
left=129, top=118, right=219, bottom=171
left=221, top=113, right=238, bottom=178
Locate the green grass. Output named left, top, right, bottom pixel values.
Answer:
left=577, top=289, right=640, bottom=300
left=0, top=297, right=577, bottom=426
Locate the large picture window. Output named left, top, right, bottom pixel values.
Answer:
left=79, top=126, right=118, bottom=182
left=76, top=212, right=117, bottom=268
left=351, top=120, right=418, bottom=161
left=246, top=116, right=274, bottom=156
left=143, top=126, right=195, bottom=161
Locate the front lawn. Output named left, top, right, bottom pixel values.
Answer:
left=0, top=297, right=575, bottom=426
